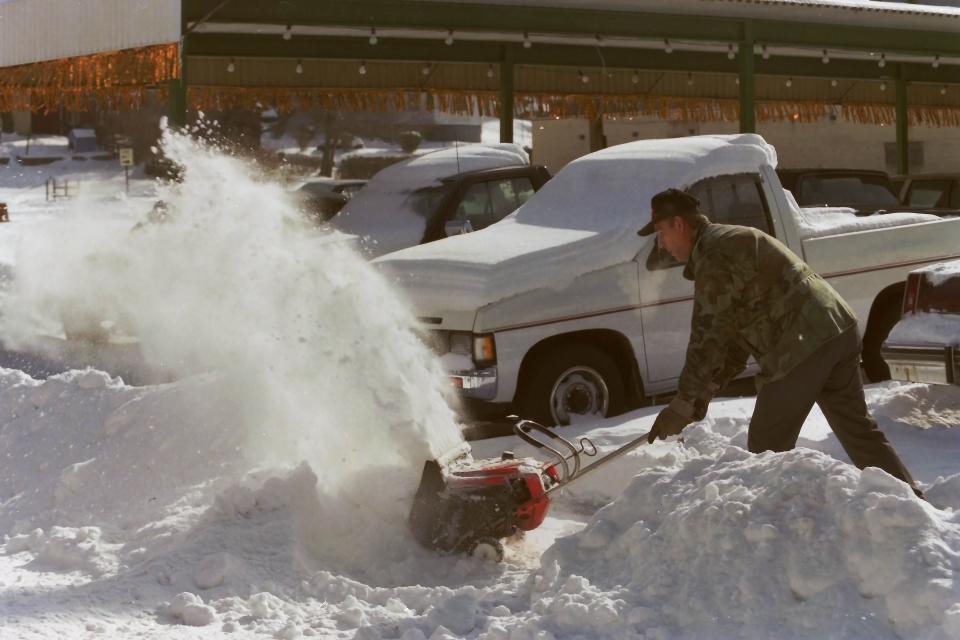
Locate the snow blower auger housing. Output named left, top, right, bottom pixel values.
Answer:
left=409, top=417, right=652, bottom=561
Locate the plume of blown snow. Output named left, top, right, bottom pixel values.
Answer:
left=0, top=123, right=464, bottom=507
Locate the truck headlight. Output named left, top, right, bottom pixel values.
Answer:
left=473, top=334, right=496, bottom=367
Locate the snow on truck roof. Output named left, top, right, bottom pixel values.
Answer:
left=375, top=134, right=776, bottom=310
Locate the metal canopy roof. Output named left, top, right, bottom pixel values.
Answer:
left=180, top=0, right=960, bottom=87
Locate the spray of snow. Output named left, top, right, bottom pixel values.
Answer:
left=0, top=124, right=464, bottom=566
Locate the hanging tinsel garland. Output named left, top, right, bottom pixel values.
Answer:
left=0, top=43, right=179, bottom=113
left=186, top=86, right=960, bottom=127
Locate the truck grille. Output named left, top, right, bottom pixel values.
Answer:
left=419, top=329, right=449, bottom=355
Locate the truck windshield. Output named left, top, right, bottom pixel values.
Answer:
left=795, top=175, right=900, bottom=208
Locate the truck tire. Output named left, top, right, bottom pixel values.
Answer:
left=862, top=298, right=901, bottom=382
left=517, top=344, right=626, bottom=426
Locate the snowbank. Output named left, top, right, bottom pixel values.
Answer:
left=376, top=134, right=777, bottom=312
left=534, top=426, right=958, bottom=639
left=332, top=143, right=529, bottom=257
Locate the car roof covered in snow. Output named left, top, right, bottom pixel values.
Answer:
left=375, top=134, right=777, bottom=311
left=331, top=143, right=529, bottom=257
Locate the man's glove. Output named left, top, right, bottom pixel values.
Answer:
left=647, top=396, right=696, bottom=444
left=692, top=382, right=720, bottom=421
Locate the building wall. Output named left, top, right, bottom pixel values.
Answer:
left=0, top=0, right=179, bottom=66
left=539, top=116, right=960, bottom=175
left=531, top=118, right=591, bottom=173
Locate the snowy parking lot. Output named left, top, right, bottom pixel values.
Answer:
left=1, top=133, right=960, bottom=639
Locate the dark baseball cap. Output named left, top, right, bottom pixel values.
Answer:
left=637, top=188, right=701, bottom=236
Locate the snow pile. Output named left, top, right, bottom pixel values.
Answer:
left=376, top=134, right=777, bottom=312
left=332, top=142, right=529, bottom=257
left=534, top=425, right=959, bottom=639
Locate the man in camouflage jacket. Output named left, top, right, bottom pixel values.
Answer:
left=638, top=188, right=919, bottom=495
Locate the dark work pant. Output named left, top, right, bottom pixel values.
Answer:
left=748, top=327, right=917, bottom=489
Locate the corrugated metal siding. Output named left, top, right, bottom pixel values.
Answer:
left=0, top=0, right=180, bottom=67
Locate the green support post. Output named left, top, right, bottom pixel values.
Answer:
left=499, top=46, right=514, bottom=144
left=168, top=15, right=189, bottom=128
left=738, top=22, right=756, bottom=134
left=896, top=73, right=909, bottom=176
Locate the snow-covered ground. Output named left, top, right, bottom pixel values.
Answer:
left=1, top=131, right=960, bottom=639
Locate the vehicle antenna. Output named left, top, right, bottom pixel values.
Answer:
left=455, top=140, right=461, bottom=176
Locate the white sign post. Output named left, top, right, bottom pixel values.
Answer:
left=119, top=147, right=134, bottom=193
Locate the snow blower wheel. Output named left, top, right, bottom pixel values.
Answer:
left=469, top=537, right=505, bottom=563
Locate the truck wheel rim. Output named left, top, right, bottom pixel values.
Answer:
left=549, top=366, right=610, bottom=425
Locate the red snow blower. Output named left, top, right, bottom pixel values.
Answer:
left=408, top=417, right=652, bottom=561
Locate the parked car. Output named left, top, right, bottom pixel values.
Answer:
left=376, top=135, right=960, bottom=425
left=330, top=144, right=550, bottom=257
left=779, top=168, right=960, bottom=218
left=294, top=178, right=367, bottom=222
left=778, top=168, right=905, bottom=215
left=882, top=261, right=960, bottom=385
left=899, top=174, right=960, bottom=212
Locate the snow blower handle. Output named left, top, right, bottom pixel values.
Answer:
left=512, top=418, right=593, bottom=483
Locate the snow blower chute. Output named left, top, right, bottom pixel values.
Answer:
left=408, top=417, right=652, bottom=561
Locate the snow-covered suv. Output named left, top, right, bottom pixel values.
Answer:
left=330, top=144, right=549, bottom=258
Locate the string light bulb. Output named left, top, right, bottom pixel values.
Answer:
left=283, top=25, right=292, bottom=41
left=831, top=78, right=838, bottom=87
left=359, top=61, right=367, bottom=75
left=933, top=55, right=941, bottom=69
left=727, top=44, right=736, bottom=60
left=664, top=38, right=673, bottom=54
left=822, top=49, right=830, bottom=64
left=444, top=30, right=454, bottom=46
left=421, top=63, right=431, bottom=76
left=631, top=70, right=639, bottom=84
left=226, top=58, right=235, bottom=73
left=761, top=45, right=770, bottom=60
left=880, top=81, right=887, bottom=92
left=523, top=32, right=532, bottom=48
left=486, top=64, right=494, bottom=78
left=578, top=69, right=589, bottom=83
left=941, top=85, right=948, bottom=96
left=878, top=53, right=886, bottom=68
left=368, top=27, right=378, bottom=45
left=687, top=72, right=694, bottom=86
left=295, top=59, right=303, bottom=74
left=785, top=77, right=793, bottom=88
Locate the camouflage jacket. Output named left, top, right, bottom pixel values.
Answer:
left=676, top=223, right=857, bottom=403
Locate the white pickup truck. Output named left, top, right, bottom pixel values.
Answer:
left=376, top=135, right=960, bottom=425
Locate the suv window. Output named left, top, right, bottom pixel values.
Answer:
left=907, top=180, right=952, bottom=208
left=512, top=177, right=536, bottom=207
left=453, top=177, right=534, bottom=231
left=453, top=182, right=496, bottom=230
left=646, top=173, right=771, bottom=270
